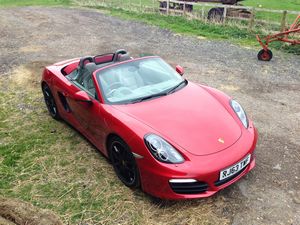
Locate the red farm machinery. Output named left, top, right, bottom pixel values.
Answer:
left=256, top=15, right=300, bottom=61
left=158, top=0, right=251, bottom=21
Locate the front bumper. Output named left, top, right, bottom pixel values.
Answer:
left=137, top=126, right=258, bottom=200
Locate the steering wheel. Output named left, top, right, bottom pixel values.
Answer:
left=112, top=49, right=127, bottom=62
left=107, top=82, right=122, bottom=90
left=106, top=82, right=123, bottom=96
left=78, top=56, right=93, bottom=70
left=107, top=86, right=133, bottom=98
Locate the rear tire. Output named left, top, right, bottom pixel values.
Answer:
left=208, top=8, right=224, bottom=22
left=42, top=84, right=61, bottom=120
left=108, top=136, right=140, bottom=188
left=186, top=4, right=193, bottom=12
left=159, top=1, right=167, bottom=13
left=221, top=0, right=237, bottom=4
left=257, top=49, right=273, bottom=61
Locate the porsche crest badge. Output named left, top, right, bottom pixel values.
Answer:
left=218, top=138, right=225, bottom=144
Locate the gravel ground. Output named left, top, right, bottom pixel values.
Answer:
left=0, top=6, right=300, bottom=225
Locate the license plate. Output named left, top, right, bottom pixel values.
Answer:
left=219, top=154, right=251, bottom=181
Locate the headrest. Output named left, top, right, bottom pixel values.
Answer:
left=85, top=63, right=98, bottom=73
left=117, top=53, right=131, bottom=62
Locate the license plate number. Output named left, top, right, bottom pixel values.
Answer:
left=219, top=154, right=251, bottom=181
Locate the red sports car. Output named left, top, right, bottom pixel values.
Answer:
left=41, top=49, right=257, bottom=199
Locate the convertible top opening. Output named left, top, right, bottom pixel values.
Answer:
left=61, top=49, right=132, bottom=76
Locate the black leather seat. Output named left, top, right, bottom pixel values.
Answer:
left=82, top=63, right=100, bottom=96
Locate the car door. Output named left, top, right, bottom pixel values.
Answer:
left=64, top=68, right=107, bottom=148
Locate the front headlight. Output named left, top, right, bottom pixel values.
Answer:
left=230, top=99, right=249, bottom=128
left=144, top=134, right=184, bottom=164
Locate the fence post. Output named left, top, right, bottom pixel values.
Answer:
left=223, top=6, right=227, bottom=24
left=183, top=3, right=186, bottom=17
left=153, top=0, right=155, bottom=13
left=166, top=0, right=170, bottom=15
left=248, top=7, right=255, bottom=31
left=280, top=10, right=287, bottom=31
left=201, top=6, right=204, bottom=20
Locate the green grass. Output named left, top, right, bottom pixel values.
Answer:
left=98, top=0, right=300, bottom=11
left=244, top=0, right=300, bottom=11
left=0, top=63, right=228, bottom=225
left=243, top=0, right=300, bottom=25
left=111, top=7, right=253, bottom=39
left=105, top=0, right=300, bottom=24
left=102, top=7, right=299, bottom=54
left=0, top=66, right=143, bottom=224
left=2, top=0, right=300, bottom=11
left=0, top=0, right=70, bottom=7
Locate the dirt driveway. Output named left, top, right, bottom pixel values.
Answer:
left=0, top=6, right=299, bottom=225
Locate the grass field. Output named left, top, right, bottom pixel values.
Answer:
left=0, top=64, right=147, bottom=224
left=0, top=0, right=70, bottom=7
left=244, top=0, right=300, bottom=25
left=244, top=0, right=300, bottom=11
left=104, top=0, right=300, bottom=23
left=102, top=7, right=299, bottom=54
left=94, top=0, right=300, bottom=11
left=1, top=0, right=300, bottom=10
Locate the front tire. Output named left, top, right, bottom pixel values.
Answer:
left=109, top=137, right=140, bottom=188
left=42, top=84, right=61, bottom=120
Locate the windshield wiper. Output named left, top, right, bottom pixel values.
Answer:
left=167, top=79, right=187, bottom=95
left=130, top=92, right=168, bottom=103
left=129, top=80, right=187, bottom=104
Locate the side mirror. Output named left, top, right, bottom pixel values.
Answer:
left=176, top=65, right=184, bottom=76
left=73, top=90, right=92, bottom=103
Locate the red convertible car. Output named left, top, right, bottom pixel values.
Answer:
left=41, top=49, right=257, bottom=199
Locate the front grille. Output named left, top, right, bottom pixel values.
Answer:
left=169, top=181, right=208, bottom=194
left=214, top=166, right=247, bottom=187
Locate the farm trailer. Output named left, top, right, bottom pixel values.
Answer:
left=158, top=0, right=251, bottom=21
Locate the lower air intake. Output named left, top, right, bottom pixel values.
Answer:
left=169, top=181, right=208, bottom=194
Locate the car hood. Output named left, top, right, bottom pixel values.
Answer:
left=112, top=82, right=242, bottom=156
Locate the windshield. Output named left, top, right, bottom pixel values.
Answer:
left=96, top=57, right=185, bottom=104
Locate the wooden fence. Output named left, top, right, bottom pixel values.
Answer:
left=74, top=0, right=300, bottom=32
left=159, top=0, right=300, bottom=31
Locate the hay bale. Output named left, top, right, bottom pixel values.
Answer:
left=0, top=197, right=63, bottom=225
left=0, top=216, right=16, bottom=225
